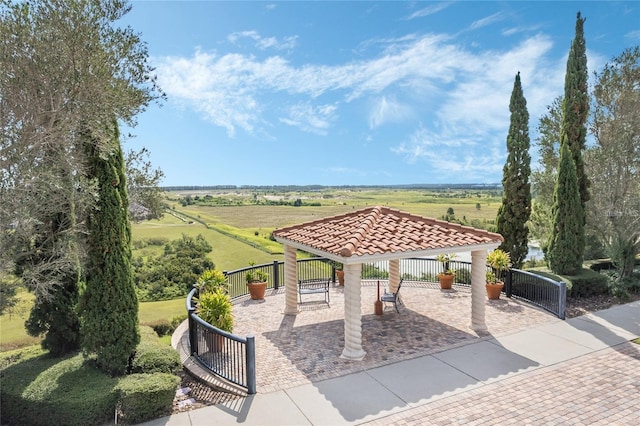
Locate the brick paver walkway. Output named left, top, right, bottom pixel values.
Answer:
left=363, top=341, right=640, bottom=425
left=230, top=281, right=556, bottom=393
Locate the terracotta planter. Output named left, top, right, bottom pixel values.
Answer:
left=247, top=281, right=267, bottom=300
left=438, top=273, right=454, bottom=289
left=485, top=282, right=504, bottom=300
left=336, top=270, right=345, bottom=286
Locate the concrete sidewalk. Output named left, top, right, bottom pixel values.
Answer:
left=140, top=301, right=639, bottom=425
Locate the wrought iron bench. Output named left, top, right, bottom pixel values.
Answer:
left=298, top=278, right=330, bottom=305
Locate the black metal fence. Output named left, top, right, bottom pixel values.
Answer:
left=505, top=269, right=567, bottom=320
left=186, top=289, right=256, bottom=394
left=186, top=256, right=566, bottom=393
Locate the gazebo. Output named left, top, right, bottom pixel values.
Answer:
left=272, top=206, right=504, bottom=361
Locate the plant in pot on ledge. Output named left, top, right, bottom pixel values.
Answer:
left=245, top=262, right=269, bottom=300
left=196, top=287, right=234, bottom=352
left=332, top=261, right=345, bottom=286
left=436, top=253, right=457, bottom=289
left=485, top=249, right=511, bottom=300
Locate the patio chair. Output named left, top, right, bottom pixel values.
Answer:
left=381, top=279, right=403, bottom=313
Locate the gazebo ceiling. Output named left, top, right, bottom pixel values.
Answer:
left=272, top=206, right=504, bottom=263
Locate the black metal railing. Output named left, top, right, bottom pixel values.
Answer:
left=505, top=269, right=567, bottom=319
left=186, top=289, right=256, bottom=394
left=186, top=256, right=566, bottom=393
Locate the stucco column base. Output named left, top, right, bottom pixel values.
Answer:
left=341, top=347, right=367, bottom=361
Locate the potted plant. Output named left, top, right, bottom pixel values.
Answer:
left=332, top=261, right=344, bottom=286
left=485, top=249, right=511, bottom=299
left=195, top=268, right=228, bottom=293
left=245, top=262, right=269, bottom=300
left=195, top=288, right=234, bottom=352
left=436, top=253, right=457, bottom=289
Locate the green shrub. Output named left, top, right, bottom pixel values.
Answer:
left=130, top=342, right=181, bottom=374
left=116, top=373, right=180, bottom=425
left=0, top=349, right=118, bottom=426
left=171, top=313, right=188, bottom=330
left=146, top=237, right=170, bottom=246
left=525, top=267, right=609, bottom=298
left=142, top=318, right=173, bottom=336
left=130, top=326, right=181, bottom=374
left=565, top=268, right=609, bottom=298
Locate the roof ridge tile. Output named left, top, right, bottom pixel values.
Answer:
left=339, top=206, right=382, bottom=257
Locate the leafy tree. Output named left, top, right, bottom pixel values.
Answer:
left=547, top=142, right=583, bottom=274
left=125, top=148, right=165, bottom=220
left=133, top=234, right=214, bottom=301
left=586, top=47, right=640, bottom=280
left=15, top=144, right=83, bottom=356
left=496, top=72, right=532, bottom=268
left=80, top=122, right=139, bottom=376
left=0, top=0, right=161, bottom=356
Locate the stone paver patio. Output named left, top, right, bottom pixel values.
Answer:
left=230, top=281, right=557, bottom=393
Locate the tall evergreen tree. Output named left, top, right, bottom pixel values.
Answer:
left=1, top=0, right=162, bottom=355
left=80, top=121, right=139, bottom=376
left=559, top=11, right=590, bottom=258
left=547, top=141, right=583, bottom=274
left=496, top=72, right=532, bottom=268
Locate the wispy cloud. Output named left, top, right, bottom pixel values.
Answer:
left=279, top=102, right=337, bottom=135
left=469, top=11, right=505, bottom=31
left=228, top=30, right=298, bottom=50
left=407, top=2, right=453, bottom=20
left=369, top=95, right=413, bottom=129
left=154, top=29, right=560, bottom=179
left=626, top=29, right=640, bottom=41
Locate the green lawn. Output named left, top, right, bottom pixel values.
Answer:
left=1, top=295, right=187, bottom=352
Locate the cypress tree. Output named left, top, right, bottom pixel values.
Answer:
left=547, top=141, right=583, bottom=274
left=560, top=12, right=590, bottom=257
left=496, top=72, right=532, bottom=268
left=80, top=121, right=139, bottom=376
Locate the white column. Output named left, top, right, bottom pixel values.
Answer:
left=388, top=259, right=400, bottom=293
left=470, top=249, right=488, bottom=332
left=283, top=244, right=299, bottom=315
left=341, top=263, right=366, bottom=360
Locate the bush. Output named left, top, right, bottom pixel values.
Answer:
left=526, top=267, right=609, bottom=298
left=0, top=349, right=119, bottom=426
left=130, top=326, right=181, bottom=374
left=142, top=319, right=173, bottom=337
left=116, top=373, right=180, bottom=424
left=171, top=313, right=188, bottom=330
left=564, top=268, right=609, bottom=298
left=0, top=328, right=183, bottom=425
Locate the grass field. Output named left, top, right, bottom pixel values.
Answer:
left=0, top=292, right=187, bottom=351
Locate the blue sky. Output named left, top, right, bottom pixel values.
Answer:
left=122, top=1, right=639, bottom=187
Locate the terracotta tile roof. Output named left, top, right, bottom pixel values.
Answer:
left=272, top=206, right=504, bottom=259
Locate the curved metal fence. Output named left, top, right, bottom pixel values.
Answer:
left=186, top=256, right=566, bottom=393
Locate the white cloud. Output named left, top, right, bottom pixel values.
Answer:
left=228, top=30, right=298, bottom=50
left=369, top=96, right=413, bottom=129
left=407, top=2, right=453, bottom=20
left=625, top=29, right=640, bottom=41
left=468, top=11, right=505, bottom=31
left=155, top=31, right=562, bottom=148
left=392, top=125, right=504, bottom=179
left=280, top=102, right=337, bottom=135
